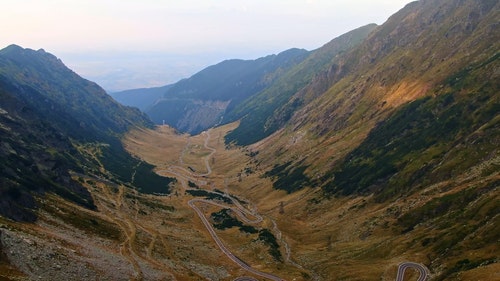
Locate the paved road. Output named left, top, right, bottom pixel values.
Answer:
left=189, top=199, right=285, bottom=281
left=172, top=130, right=286, bottom=281
left=233, top=277, right=259, bottom=281
left=201, top=131, right=216, bottom=176
left=159, top=129, right=430, bottom=281
left=396, top=262, right=430, bottom=281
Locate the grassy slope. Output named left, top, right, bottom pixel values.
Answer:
left=225, top=24, right=377, bottom=146
left=125, top=124, right=498, bottom=280
left=0, top=45, right=174, bottom=222
left=328, top=53, right=499, bottom=200
left=249, top=0, right=499, bottom=197
left=2, top=120, right=496, bottom=280
left=228, top=1, right=499, bottom=279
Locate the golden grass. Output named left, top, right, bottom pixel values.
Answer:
left=2, top=121, right=493, bottom=280
left=122, top=123, right=317, bottom=280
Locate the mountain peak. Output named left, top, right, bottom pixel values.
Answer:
left=0, top=44, right=66, bottom=74
left=0, top=44, right=28, bottom=56
left=1, top=44, right=35, bottom=55
left=2, top=43, right=23, bottom=50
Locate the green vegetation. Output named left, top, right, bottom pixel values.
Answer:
left=43, top=200, right=121, bottom=240
left=209, top=209, right=282, bottom=261
left=397, top=180, right=498, bottom=231
left=188, top=181, right=198, bottom=188
left=435, top=258, right=497, bottom=281
left=0, top=45, right=168, bottom=221
left=394, top=178, right=499, bottom=279
left=264, top=161, right=311, bottom=193
left=326, top=56, right=499, bottom=200
left=210, top=209, right=258, bottom=234
left=99, top=141, right=174, bottom=195
left=126, top=194, right=175, bottom=212
left=186, top=190, right=232, bottom=204
left=255, top=229, right=282, bottom=262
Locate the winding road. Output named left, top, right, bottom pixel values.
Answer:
left=396, top=262, right=430, bottom=281
left=189, top=198, right=284, bottom=281
left=165, top=130, right=286, bottom=281
left=156, top=129, right=433, bottom=281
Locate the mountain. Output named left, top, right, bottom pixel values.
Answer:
left=118, top=30, right=376, bottom=137
left=224, top=23, right=378, bottom=145
left=145, top=48, right=309, bottom=134
left=110, top=84, right=172, bottom=111
left=0, top=45, right=173, bottom=221
left=0, top=0, right=498, bottom=280
left=249, top=0, right=499, bottom=196
left=0, top=45, right=152, bottom=139
left=225, top=0, right=498, bottom=279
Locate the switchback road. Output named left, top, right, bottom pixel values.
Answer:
left=189, top=198, right=285, bottom=281
left=166, top=129, right=286, bottom=281
left=396, top=262, right=430, bottom=281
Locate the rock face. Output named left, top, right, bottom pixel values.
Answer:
left=175, top=100, right=231, bottom=133
left=0, top=1, right=498, bottom=280
left=232, top=0, right=499, bottom=195
left=148, top=98, right=232, bottom=133
left=145, top=48, right=310, bottom=135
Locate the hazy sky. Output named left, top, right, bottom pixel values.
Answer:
left=1, top=0, right=413, bottom=91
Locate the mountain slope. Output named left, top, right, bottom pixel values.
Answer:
left=0, top=79, right=95, bottom=221
left=0, top=45, right=152, bottom=139
left=110, top=84, right=172, bottom=111
left=146, top=48, right=309, bottom=134
left=225, top=23, right=378, bottom=145
left=0, top=45, right=173, bottom=221
left=248, top=0, right=499, bottom=193
left=231, top=1, right=498, bottom=279
left=0, top=1, right=498, bottom=280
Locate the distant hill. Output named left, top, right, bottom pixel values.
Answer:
left=0, top=45, right=174, bottom=221
left=144, top=48, right=309, bottom=134
left=253, top=0, right=499, bottom=199
left=224, top=1, right=498, bottom=279
left=114, top=32, right=377, bottom=137
left=224, top=24, right=378, bottom=145
left=0, top=0, right=498, bottom=280
left=110, top=84, right=172, bottom=111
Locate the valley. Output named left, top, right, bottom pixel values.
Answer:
left=124, top=124, right=310, bottom=280
left=1, top=1, right=498, bottom=280
left=1, top=124, right=311, bottom=281
left=123, top=124, right=498, bottom=281
left=1, top=112, right=496, bottom=280
left=119, top=124, right=456, bottom=280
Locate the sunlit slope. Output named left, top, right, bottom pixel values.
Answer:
left=225, top=24, right=377, bottom=145
left=222, top=1, right=499, bottom=280
left=244, top=0, right=499, bottom=197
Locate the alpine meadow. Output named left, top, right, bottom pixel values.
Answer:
left=0, top=0, right=498, bottom=280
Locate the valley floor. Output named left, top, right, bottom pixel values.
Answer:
left=1, top=123, right=498, bottom=281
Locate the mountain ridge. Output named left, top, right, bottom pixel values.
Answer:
left=0, top=45, right=173, bottom=221
left=146, top=48, right=310, bottom=134
left=224, top=23, right=378, bottom=145
left=248, top=0, right=499, bottom=193
left=110, top=84, right=172, bottom=111
left=0, top=0, right=498, bottom=280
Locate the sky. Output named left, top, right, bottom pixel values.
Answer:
left=1, top=0, right=413, bottom=91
